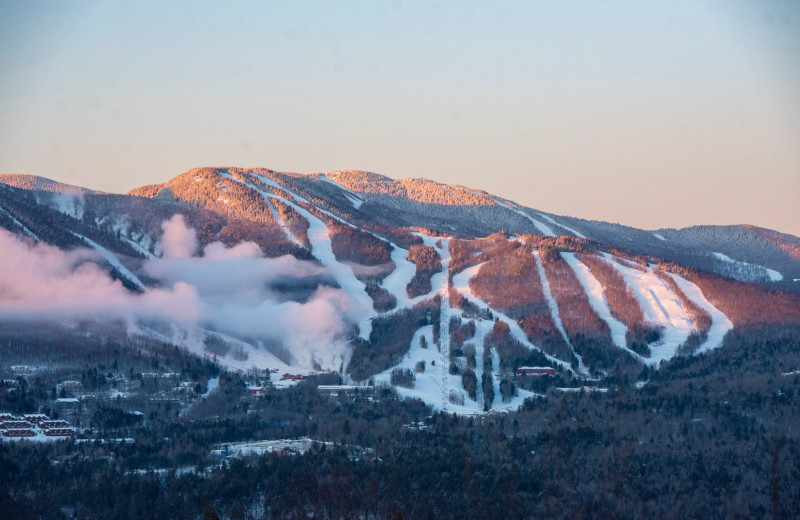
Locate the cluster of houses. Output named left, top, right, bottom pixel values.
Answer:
left=0, top=412, right=75, bottom=440
left=280, top=373, right=305, bottom=381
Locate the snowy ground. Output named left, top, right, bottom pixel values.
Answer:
left=667, top=273, right=733, bottom=354
left=537, top=213, right=586, bottom=238
left=452, top=264, right=573, bottom=372
left=533, top=252, right=588, bottom=374
left=560, top=253, right=632, bottom=355
left=222, top=172, right=376, bottom=340
left=601, top=254, right=696, bottom=365
left=373, top=242, right=538, bottom=414
left=492, top=198, right=555, bottom=236
left=319, top=174, right=364, bottom=209
left=0, top=204, right=40, bottom=241
left=713, top=252, right=783, bottom=282
left=71, top=231, right=145, bottom=290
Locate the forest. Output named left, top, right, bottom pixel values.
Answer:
left=1, top=323, right=799, bottom=519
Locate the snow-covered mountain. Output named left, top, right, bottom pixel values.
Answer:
left=2, top=167, right=799, bottom=414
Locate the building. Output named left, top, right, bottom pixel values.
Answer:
left=517, top=366, right=556, bottom=376
left=247, top=387, right=267, bottom=396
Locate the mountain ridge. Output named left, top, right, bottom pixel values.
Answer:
left=2, top=166, right=800, bottom=414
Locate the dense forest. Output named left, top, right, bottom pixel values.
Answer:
left=2, top=324, right=800, bottom=519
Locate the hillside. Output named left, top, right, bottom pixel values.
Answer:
left=1, top=167, right=800, bottom=414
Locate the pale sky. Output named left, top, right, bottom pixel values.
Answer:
left=1, top=1, right=798, bottom=235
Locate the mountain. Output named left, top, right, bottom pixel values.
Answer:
left=2, top=167, right=800, bottom=414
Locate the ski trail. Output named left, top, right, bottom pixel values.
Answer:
left=560, top=252, right=637, bottom=358
left=536, top=213, right=586, bottom=238
left=0, top=205, right=39, bottom=241
left=222, top=173, right=375, bottom=340
left=451, top=263, right=574, bottom=372
left=71, top=232, right=145, bottom=290
left=533, top=251, right=588, bottom=374
left=601, top=253, right=694, bottom=365
left=265, top=197, right=303, bottom=246
left=380, top=243, right=418, bottom=308
left=492, top=198, right=555, bottom=237
left=667, top=273, right=733, bottom=354
left=319, top=174, right=364, bottom=209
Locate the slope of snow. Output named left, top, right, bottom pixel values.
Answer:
left=533, top=251, right=588, bottom=374
left=602, top=254, right=695, bottom=364
left=537, top=213, right=587, bottom=238
left=252, top=173, right=309, bottom=204
left=652, top=233, right=666, bottom=241
left=319, top=174, right=364, bottom=209
left=492, top=198, right=555, bottom=237
left=560, top=253, right=631, bottom=355
left=713, top=252, right=783, bottom=282
left=264, top=197, right=302, bottom=246
left=71, top=232, right=145, bottom=290
left=0, top=205, right=40, bottom=241
left=452, top=263, right=573, bottom=372
left=667, top=273, right=733, bottom=354
left=380, top=243, right=418, bottom=308
left=223, top=173, right=375, bottom=340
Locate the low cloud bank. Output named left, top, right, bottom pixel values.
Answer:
left=0, top=217, right=357, bottom=371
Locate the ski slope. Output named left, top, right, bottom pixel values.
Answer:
left=667, top=273, right=734, bottom=354
left=71, top=232, right=145, bottom=290
left=492, top=198, right=555, bottom=236
left=533, top=251, right=588, bottom=374
left=537, top=213, right=586, bottom=238
left=0, top=205, right=40, bottom=241
left=452, top=263, right=573, bottom=372
left=602, top=254, right=695, bottom=364
left=221, top=172, right=376, bottom=340
left=560, top=252, right=630, bottom=353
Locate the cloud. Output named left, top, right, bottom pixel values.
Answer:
left=0, top=229, right=202, bottom=323
left=0, top=216, right=358, bottom=372
left=160, top=214, right=197, bottom=258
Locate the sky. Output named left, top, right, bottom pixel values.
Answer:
left=1, top=1, right=798, bottom=236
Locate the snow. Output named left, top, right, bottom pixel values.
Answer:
left=492, top=198, right=555, bottom=237
left=252, top=173, right=309, bottom=204
left=537, top=213, right=587, bottom=238
left=319, top=175, right=364, bottom=209
left=452, top=263, right=573, bottom=372
left=713, top=252, right=783, bottom=282
left=380, top=243, right=418, bottom=308
left=652, top=233, right=666, bottom=241
left=71, top=232, right=145, bottom=290
left=667, top=273, right=733, bottom=354
left=372, top=239, right=540, bottom=414
left=222, top=173, right=375, bottom=340
left=560, top=253, right=632, bottom=355
left=533, top=251, right=588, bottom=374
left=601, top=254, right=696, bottom=365
left=264, top=196, right=302, bottom=246
left=1, top=431, right=71, bottom=443
left=0, top=204, right=40, bottom=241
